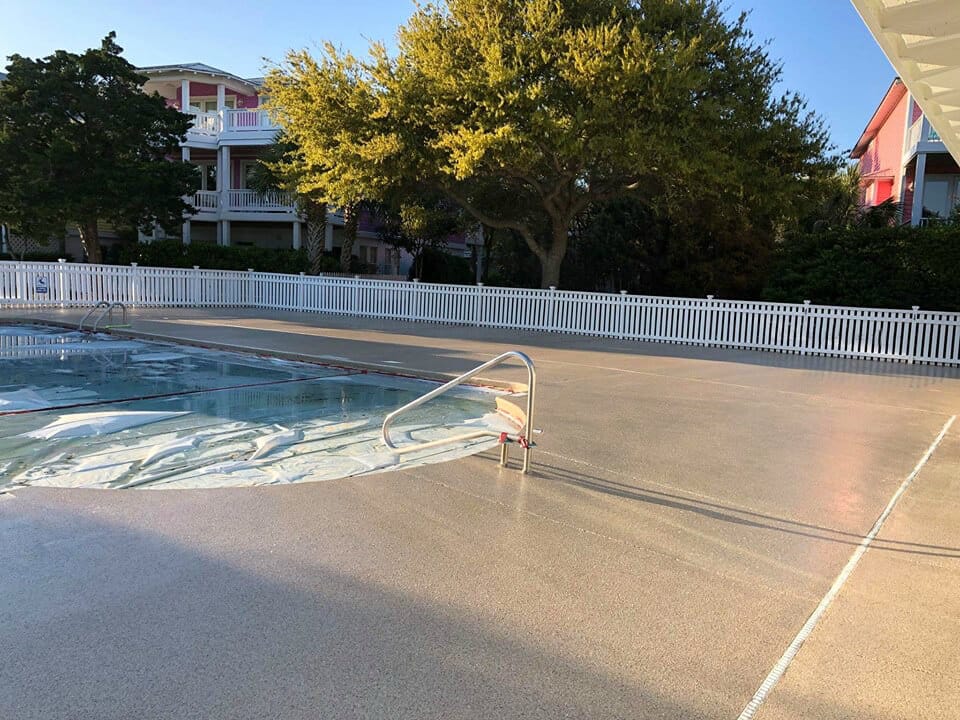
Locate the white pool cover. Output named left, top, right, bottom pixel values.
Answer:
left=0, top=325, right=513, bottom=490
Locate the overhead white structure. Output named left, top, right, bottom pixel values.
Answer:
left=851, top=0, right=960, bottom=163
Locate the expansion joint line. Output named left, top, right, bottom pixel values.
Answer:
left=736, top=414, right=956, bottom=720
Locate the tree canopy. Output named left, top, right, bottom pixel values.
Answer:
left=0, top=32, right=197, bottom=263
left=264, top=0, right=837, bottom=288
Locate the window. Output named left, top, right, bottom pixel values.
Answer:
left=197, top=163, right=217, bottom=192
left=193, top=98, right=236, bottom=112
left=240, top=161, right=259, bottom=190
left=922, top=175, right=960, bottom=219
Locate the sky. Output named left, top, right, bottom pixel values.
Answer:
left=0, top=0, right=896, bottom=156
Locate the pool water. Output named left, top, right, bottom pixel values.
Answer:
left=0, top=325, right=513, bottom=490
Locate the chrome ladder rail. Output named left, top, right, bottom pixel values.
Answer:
left=381, top=351, right=537, bottom=473
left=78, top=301, right=128, bottom=332
left=77, top=301, right=111, bottom=331
left=92, top=302, right=127, bottom=331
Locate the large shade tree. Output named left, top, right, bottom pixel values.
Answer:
left=264, top=0, right=835, bottom=288
left=0, top=32, right=197, bottom=263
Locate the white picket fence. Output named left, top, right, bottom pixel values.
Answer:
left=2, top=260, right=959, bottom=366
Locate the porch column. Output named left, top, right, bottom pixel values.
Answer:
left=221, top=220, right=231, bottom=247
left=180, top=79, right=190, bottom=111
left=219, top=145, right=231, bottom=215
left=181, top=146, right=192, bottom=245
left=911, top=152, right=927, bottom=227
left=217, top=83, right=226, bottom=131
left=292, top=221, right=302, bottom=250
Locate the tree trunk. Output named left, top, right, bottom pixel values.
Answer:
left=304, top=201, right=327, bottom=275
left=78, top=220, right=102, bottom=264
left=340, top=203, right=358, bottom=273
left=538, top=221, right=569, bottom=289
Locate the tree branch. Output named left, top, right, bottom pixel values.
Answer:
left=443, top=186, right=546, bottom=260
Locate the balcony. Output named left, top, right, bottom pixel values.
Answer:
left=193, top=190, right=219, bottom=212
left=904, top=117, right=946, bottom=161
left=228, top=190, right=295, bottom=213
left=184, top=109, right=278, bottom=143
left=187, top=190, right=296, bottom=218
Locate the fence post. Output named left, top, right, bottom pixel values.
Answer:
left=352, top=275, right=361, bottom=316
left=413, top=277, right=421, bottom=321
left=549, top=286, right=558, bottom=332
left=706, top=295, right=715, bottom=347
left=57, top=258, right=67, bottom=308
left=14, top=261, right=23, bottom=307
left=246, top=268, right=255, bottom=308
left=800, top=300, right=811, bottom=356
left=128, top=262, right=139, bottom=307
left=474, top=283, right=484, bottom=327
left=298, top=271, right=306, bottom=311
left=618, top=290, right=628, bottom=339
left=191, top=265, right=201, bottom=307
left=908, top=305, right=920, bottom=364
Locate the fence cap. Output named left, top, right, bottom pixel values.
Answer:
left=130, top=262, right=138, bottom=267
left=549, top=285, right=557, bottom=291
left=621, top=290, right=629, bottom=295
left=706, top=294, right=714, bottom=300
left=58, top=258, right=66, bottom=263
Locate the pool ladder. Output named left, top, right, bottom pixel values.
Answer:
left=78, top=301, right=129, bottom=332
left=381, top=351, right=537, bottom=473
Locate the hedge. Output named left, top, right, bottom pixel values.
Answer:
left=111, top=239, right=327, bottom=275
left=764, top=226, right=960, bottom=311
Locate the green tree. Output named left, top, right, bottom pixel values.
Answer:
left=0, top=32, right=197, bottom=263
left=249, top=137, right=329, bottom=275
left=264, top=0, right=834, bottom=288
left=375, top=195, right=472, bottom=279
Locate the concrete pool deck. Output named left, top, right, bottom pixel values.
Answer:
left=2, top=307, right=959, bottom=720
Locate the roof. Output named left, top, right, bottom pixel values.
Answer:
left=851, top=0, right=960, bottom=164
left=137, top=63, right=262, bottom=90
left=850, top=78, right=908, bottom=159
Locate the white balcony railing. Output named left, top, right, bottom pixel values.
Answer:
left=224, top=109, right=275, bottom=132
left=905, top=118, right=945, bottom=159
left=187, top=110, right=222, bottom=136
left=184, top=109, right=277, bottom=139
left=193, top=190, right=219, bottom=212
left=227, top=189, right=295, bottom=212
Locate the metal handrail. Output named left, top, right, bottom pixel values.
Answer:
left=77, top=301, right=111, bottom=331
left=78, top=301, right=127, bottom=332
left=381, top=350, right=537, bottom=473
left=92, top=302, right=127, bottom=331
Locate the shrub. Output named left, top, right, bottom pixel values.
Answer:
left=764, top=227, right=960, bottom=311
left=116, top=239, right=311, bottom=274
left=409, top=247, right=474, bottom=284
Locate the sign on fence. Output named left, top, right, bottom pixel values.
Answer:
left=34, top=277, right=48, bottom=294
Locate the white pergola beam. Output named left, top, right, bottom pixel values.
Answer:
left=852, top=0, right=960, bottom=163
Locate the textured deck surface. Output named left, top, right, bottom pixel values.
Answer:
left=2, top=307, right=958, bottom=720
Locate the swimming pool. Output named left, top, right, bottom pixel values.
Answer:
left=0, top=325, right=515, bottom=490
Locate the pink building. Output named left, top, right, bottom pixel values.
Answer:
left=851, top=78, right=960, bottom=226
